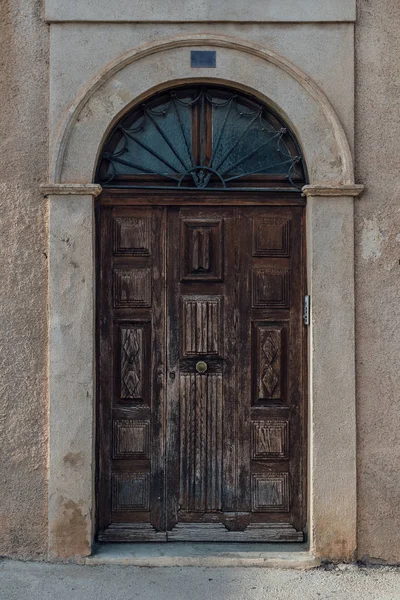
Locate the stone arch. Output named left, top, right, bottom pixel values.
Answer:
left=51, top=33, right=355, bottom=186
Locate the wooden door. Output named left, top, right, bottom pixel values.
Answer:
left=97, top=200, right=306, bottom=542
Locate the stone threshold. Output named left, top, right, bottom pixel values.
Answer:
left=83, top=542, right=319, bottom=568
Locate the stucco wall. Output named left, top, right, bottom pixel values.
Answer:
left=355, top=0, right=400, bottom=564
left=0, top=0, right=48, bottom=558
left=1, top=0, right=400, bottom=563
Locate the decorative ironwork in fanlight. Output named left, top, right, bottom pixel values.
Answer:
left=96, top=85, right=306, bottom=191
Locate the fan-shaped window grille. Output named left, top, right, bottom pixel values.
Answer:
left=97, top=85, right=306, bottom=191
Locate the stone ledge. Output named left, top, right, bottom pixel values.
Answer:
left=302, top=184, right=364, bottom=197
left=40, top=183, right=102, bottom=197
left=82, top=542, right=319, bottom=569
left=45, top=0, right=356, bottom=23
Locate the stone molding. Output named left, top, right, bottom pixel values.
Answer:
left=41, top=183, right=102, bottom=197
left=40, top=183, right=365, bottom=199
left=45, top=0, right=356, bottom=24
left=302, top=184, right=364, bottom=197
left=49, top=34, right=354, bottom=186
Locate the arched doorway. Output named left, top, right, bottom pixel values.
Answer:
left=95, top=85, right=308, bottom=542
left=42, top=35, right=362, bottom=559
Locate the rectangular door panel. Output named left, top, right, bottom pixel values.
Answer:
left=181, top=296, right=222, bottom=357
left=252, top=322, right=287, bottom=405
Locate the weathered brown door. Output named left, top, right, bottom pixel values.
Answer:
left=97, top=199, right=306, bottom=542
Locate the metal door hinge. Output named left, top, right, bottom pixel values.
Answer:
left=303, top=295, right=311, bottom=326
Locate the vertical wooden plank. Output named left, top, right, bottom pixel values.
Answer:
left=179, top=373, right=186, bottom=505
left=236, top=207, right=252, bottom=512
left=221, top=207, right=237, bottom=512
left=149, top=206, right=167, bottom=532
left=200, top=375, right=207, bottom=511
left=216, top=374, right=223, bottom=511
left=286, top=207, right=306, bottom=532
left=206, top=374, right=213, bottom=510
left=165, top=206, right=181, bottom=529
left=97, top=203, right=113, bottom=534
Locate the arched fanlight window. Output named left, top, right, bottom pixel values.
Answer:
left=96, top=85, right=307, bottom=191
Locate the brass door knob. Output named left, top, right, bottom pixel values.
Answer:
left=195, top=361, right=208, bottom=374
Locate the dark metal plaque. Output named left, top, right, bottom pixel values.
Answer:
left=191, top=50, right=216, bottom=68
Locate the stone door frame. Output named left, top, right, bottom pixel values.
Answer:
left=41, top=34, right=363, bottom=561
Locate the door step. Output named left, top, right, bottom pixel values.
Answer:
left=168, top=523, right=303, bottom=542
left=98, top=523, right=164, bottom=542
left=84, top=542, right=318, bottom=568
left=98, top=522, right=303, bottom=543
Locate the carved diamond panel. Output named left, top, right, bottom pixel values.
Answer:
left=180, top=219, right=223, bottom=281
left=251, top=473, right=290, bottom=513
left=112, top=473, right=150, bottom=512
left=113, top=419, right=150, bottom=459
left=252, top=217, right=291, bottom=257
left=119, top=324, right=149, bottom=401
left=182, top=296, right=221, bottom=356
left=113, top=268, right=151, bottom=307
left=252, top=268, right=290, bottom=309
left=113, top=217, right=151, bottom=255
left=252, top=420, right=289, bottom=460
left=253, top=324, right=284, bottom=404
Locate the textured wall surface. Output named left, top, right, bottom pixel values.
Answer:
left=355, top=0, right=400, bottom=563
left=0, top=0, right=48, bottom=558
left=1, top=0, right=400, bottom=563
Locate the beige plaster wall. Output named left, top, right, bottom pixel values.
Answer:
left=0, top=0, right=48, bottom=558
left=1, top=0, right=400, bottom=564
left=355, top=0, right=400, bottom=564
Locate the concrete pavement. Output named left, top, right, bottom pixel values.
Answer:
left=1, top=560, right=400, bottom=600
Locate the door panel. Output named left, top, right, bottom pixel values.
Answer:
left=97, top=206, right=166, bottom=541
left=238, top=207, right=305, bottom=535
left=97, top=201, right=306, bottom=542
left=165, top=207, right=236, bottom=535
left=165, top=206, right=304, bottom=541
